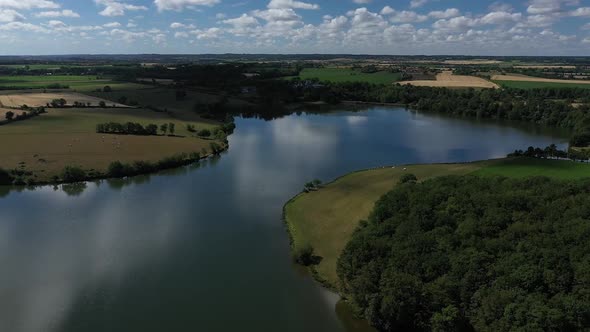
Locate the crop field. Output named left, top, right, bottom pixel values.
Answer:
left=492, top=74, right=590, bottom=89
left=296, top=68, right=402, bottom=84
left=89, top=86, right=251, bottom=122
left=0, top=75, right=149, bottom=91
left=284, top=157, right=590, bottom=288
left=0, top=91, right=128, bottom=108
left=0, top=108, right=220, bottom=182
left=399, top=71, right=499, bottom=89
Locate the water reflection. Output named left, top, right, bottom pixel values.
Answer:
left=0, top=107, right=569, bottom=332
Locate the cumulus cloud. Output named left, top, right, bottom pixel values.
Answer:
left=154, top=0, right=220, bottom=11
left=0, top=8, right=24, bottom=22
left=95, top=0, right=147, bottom=17
left=34, top=10, right=80, bottom=18
left=267, top=0, right=319, bottom=10
left=527, top=0, right=579, bottom=15
left=0, top=0, right=59, bottom=10
left=409, top=0, right=428, bottom=9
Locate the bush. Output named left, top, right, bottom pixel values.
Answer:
left=197, top=129, right=211, bottom=137
left=0, top=168, right=13, bottom=185
left=107, top=161, right=134, bottom=178
left=399, top=173, right=418, bottom=184
left=61, top=166, right=86, bottom=183
left=293, top=245, right=316, bottom=266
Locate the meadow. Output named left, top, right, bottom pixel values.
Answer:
left=284, top=157, right=590, bottom=288
left=296, top=68, right=402, bottom=84
left=0, top=75, right=147, bottom=91
left=0, top=107, right=221, bottom=183
left=492, top=74, right=590, bottom=89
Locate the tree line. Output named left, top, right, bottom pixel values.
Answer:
left=338, top=175, right=590, bottom=332
left=96, top=122, right=175, bottom=136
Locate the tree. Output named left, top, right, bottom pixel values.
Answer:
left=168, top=123, right=175, bottom=136
left=61, top=166, right=86, bottom=183
left=98, top=101, right=107, bottom=108
left=160, top=123, right=168, bottom=135
left=103, top=85, right=112, bottom=92
left=5, top=111, right=14, bottom=121
left=399, top=173, right=418, bottom=184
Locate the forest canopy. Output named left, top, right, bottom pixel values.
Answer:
left=337, top=175, right=590, bottom=332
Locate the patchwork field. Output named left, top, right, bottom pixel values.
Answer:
left=0, top=91, right=128, bottom=108
left=88, top=86, right=251, bottom=122
left=296, top=68, right=402, bottom=84
left=399, top=71, right=499, bottom=89
left=0, top=75, right=149, bottom=91
left=0, top=108, right=221, bottom=182
left=492, top=74, right=590, bottom=89
left=284, top=157, right=590, bottom=288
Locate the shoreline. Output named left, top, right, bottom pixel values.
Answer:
left=1, top=141, right=229, bottom=187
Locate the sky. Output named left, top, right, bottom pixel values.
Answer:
left=0, top=0, right=590, bottom=55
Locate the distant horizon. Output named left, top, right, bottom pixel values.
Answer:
left=1, top=53, right=589, bottom=58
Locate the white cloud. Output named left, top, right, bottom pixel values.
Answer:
left=570, top=7, right=590, bottom=17
left=190, top=27, right=222, bottom=39
left=409, top=0, right=428, bottom=9
left=0, top=0, right=58, bottom=10
left=95, top=0, right=147, bottom=17
left=170, top=22, right=195, bottom=28
left=154, top=0, right=220, bottom=11
left=527, top=0, right=579, bottom=15
left=428, top=8, right=460, bottom=19
left=267, top=0, right=319, bottom=10
left=0, top=8, right=24, bottom=22
left=34, top=10, right=79, bottom=18
left=0, top=21, right=49, bottom=32
left=103, top=22, right=121, bottom=28
left=380, top=6, right=394, bottom=15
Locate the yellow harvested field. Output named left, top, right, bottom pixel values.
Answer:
left=491, top=74, right=590, bottom=84
left=0, top=108, right=23, bottom=118
left=0, top=91, right=129, bottom=108
left=399, top=71, right=499, bottom=89
left=514, top=65, right=576, bottom=69
left=444, top=60, right=502, bottom=65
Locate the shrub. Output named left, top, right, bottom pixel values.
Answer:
left=107, top=161, right=134, bottom=178
left=293, top=245, right=316, bottom=266
left=61, top=166, right=86, bottom=183
left=399, top=173, right=418, bottom=184
left=197, top=129, right=211, bottom=137
left=0, top=168, right=13, bottom=185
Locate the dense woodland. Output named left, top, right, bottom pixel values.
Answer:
left=337, top=175, right=590, bottom=332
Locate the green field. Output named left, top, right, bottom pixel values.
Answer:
left=88, top=86, right=251, bottom=121
left=494, top=80, right=590, bottom=89
left=297, top=68, right=401, bottom=84
left=0, top=75, right=148, bottom=91
left=284, top=157, right=590, bottom=288
left=0, top=107, right=221, bottom=183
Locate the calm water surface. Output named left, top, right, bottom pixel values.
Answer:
left=0, top=108, right=568, bottom=332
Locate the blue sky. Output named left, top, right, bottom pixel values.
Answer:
left=0, top=0, right=590, bottom=55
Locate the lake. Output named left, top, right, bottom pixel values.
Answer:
left=0, top=107, right=569, bottom=332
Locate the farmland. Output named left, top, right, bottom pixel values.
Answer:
left=0, top=75, right=147, bottom=91
left=0, top=91, right=128, bottom=108
left=492, top=74, right=590, bottom=89
left=0, top=107, right=220, bottom=183
left=399, top=71, right=499, bottom=89
left=284, top=157, right=590, bottom=288
left=296, top=68, right=402, bottom=84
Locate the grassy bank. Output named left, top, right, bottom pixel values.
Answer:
left=284, top=157, right=590, bottom=288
